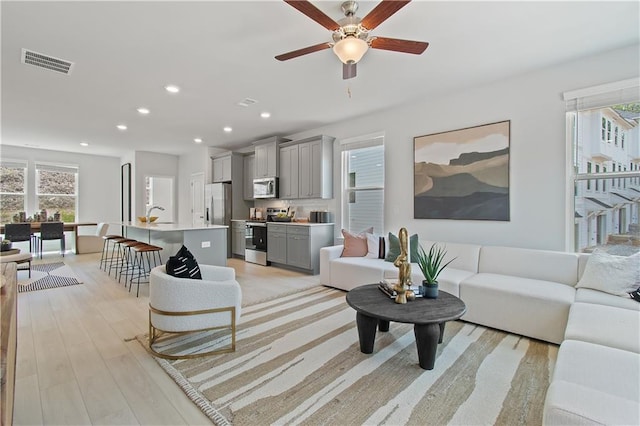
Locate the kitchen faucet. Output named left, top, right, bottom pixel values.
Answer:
left=146, top=205, right=165, bottom=223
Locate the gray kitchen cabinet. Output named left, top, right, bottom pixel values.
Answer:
left=267, top=223, right=334, bottom=274
left=267, top=224, right=287, bottom=264
left=279, top=144, right=299, bottom=199
left=297, top=135, right=334, bottom=199
left=212, top=154, right=232, bottom=182
left=286, top=226, right=310, bottom=269
left=254, top=140, right=279, bottom=178
left=243, top=154, right=255, bottom=200
left=231, top=220, right=246, bottom=257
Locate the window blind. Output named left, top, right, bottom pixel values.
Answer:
left=340, top=131, right=384, bottom=151
left=564, top=78, right=640, bottom=111
left=35, top=163, right=78, bottom=174
left=0, top=160, right=27, bottom=169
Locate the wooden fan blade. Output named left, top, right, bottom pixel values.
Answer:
left=284, top=0, right=341, bottom=31
left=275, top=42, right=332, bottom=61
left=343, top=62, right=357, bottom=80
left=370, top=37, right=429, bottom=54
left=361, top=0, right=411, bottom=30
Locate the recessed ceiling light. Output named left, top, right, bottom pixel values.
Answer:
left=80, top=142, right=89, bottom=147
left=117, top=124, right=128, bottom=131
left=194, top=138, right=203, bottom=143
left=137, top=107, right=150, bottom=114
left=223, top=126, right=232, bottom=133
left=260, top=112, right=271, bottom=118
left=164, top=85, right=180, bottom=93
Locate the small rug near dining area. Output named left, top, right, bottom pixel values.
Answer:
left=137, top=286, right=557, bottom=426
left=18, top=261, right=83, bottom=292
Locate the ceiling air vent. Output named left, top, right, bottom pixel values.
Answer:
left=237, top=98, right=258, bottom=108
left=21, top=48, right=74, bottom=74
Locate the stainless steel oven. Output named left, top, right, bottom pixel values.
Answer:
left=245, top=221, right=269, bottom=265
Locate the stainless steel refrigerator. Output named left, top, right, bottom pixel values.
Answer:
left=205, top=182, right=232, bottom=258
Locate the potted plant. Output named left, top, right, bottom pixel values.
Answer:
left=1, top=239, right=12, bottom=252
left=416, top=243, right=456, bottom=298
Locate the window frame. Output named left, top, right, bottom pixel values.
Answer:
left=0, top=160, right=28, bottom=223
left=564, top=78, right=640, bottom=252
left=35, top=162, right=79, bottom=222
left=340, top=133, right=385, bottom=235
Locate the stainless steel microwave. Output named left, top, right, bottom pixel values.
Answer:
left=253, top=177, right=279, bottom=199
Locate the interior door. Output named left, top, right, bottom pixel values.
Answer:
left=191, top=172, right=205, bottom=226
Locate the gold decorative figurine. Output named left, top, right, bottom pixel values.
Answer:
left=393, top=227, right=413, bottom=304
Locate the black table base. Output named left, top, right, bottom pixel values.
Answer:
left=347, top=284, right=466, bottom=371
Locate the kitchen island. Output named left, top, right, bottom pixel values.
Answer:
left=116, top=222, right=228, bottom=266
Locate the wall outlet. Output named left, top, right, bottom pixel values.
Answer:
left=201, top=241, right=211, bottom=248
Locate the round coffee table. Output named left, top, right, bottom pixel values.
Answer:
left=346, top=284, right=466, bottom=370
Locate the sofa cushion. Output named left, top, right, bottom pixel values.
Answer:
left=366, top=233, right=386, bottom=259
left=544, top=380, right=640, bottom=426
left=565, top=302, right=640, bottom=353
left=341, top=228, right=372, bottom=257
left=459, top=273, right=575, bottom=344
left=385, top=232, right=419, bottom=263
left=329, top=257, right=395, bottom=291
left=552, top=340, right=639, bottom=403
left=421, top=240, right=481, bottom=273
left=166, top=245, right=202, bottom=279
left=575, top=288, right=640, bottom=311
left=478, top=246, right=579, bottom=286
left=576, top=250, right=640, bottom=296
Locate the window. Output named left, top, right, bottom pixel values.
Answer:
left=341, top=135, right=384, bottom=234
left=565, top=78, right=639, bottom=254
left=0, top=161, right=27, bottom=224
left=36, top=163, right=78, bottom=222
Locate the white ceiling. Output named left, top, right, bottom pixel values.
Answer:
left=1, top=1, right=639, bottom=158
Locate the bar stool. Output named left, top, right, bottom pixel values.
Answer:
left=130, top=244, right=163, bottom=297
left=107, top=237, right=136, bottom=277
left=117, top=240, right=146, bottom=284
left=100, top=235, right=124, bottom=270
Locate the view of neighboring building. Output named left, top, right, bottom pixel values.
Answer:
left=574, top=103, right=640, bottom=253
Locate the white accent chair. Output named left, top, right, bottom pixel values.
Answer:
left=148, top=264, right=242, bottom=359
left=76, top=223, right=109, bottom=254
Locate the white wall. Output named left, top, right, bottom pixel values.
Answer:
left=0, top=145, right=121, bottom=226
left=280, top=44, right=639, bottom=251
left=134, top=151, right=178, bottom=220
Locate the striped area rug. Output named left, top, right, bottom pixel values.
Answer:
left=141, top=286, right=557, bottom=425
left=18, top=262, right=82, bottom=292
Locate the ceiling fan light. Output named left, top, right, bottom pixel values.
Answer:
left=333, top=37, right=368, bottom=64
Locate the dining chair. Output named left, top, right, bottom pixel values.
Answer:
left=37, top=222, right=65, bottom=258
left=3, top=223, right=33, bottom=253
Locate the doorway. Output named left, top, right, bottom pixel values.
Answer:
left=191, top=172, right=205, bottom=226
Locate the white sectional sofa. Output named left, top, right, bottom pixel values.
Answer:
left=319, top=240, right=640, bottom=425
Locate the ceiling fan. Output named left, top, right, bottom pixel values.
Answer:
left=275, top=0, right=429, bottom=79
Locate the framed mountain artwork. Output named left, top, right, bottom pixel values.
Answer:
left=414, top=120, right=510, bottom=221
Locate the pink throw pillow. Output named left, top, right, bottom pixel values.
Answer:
left=341, top=227, right=373, bottom=257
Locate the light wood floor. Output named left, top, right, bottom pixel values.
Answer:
left=12, top=252, right=321, bottom=425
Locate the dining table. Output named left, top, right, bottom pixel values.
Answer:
left=0, top=222, right=98, bottom=254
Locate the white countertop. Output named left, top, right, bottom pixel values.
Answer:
left=267, top=222, right=334, bottom=226
left=116, top=222, right=228, bottom=231
left=230, top=219, right=334, bottom=226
